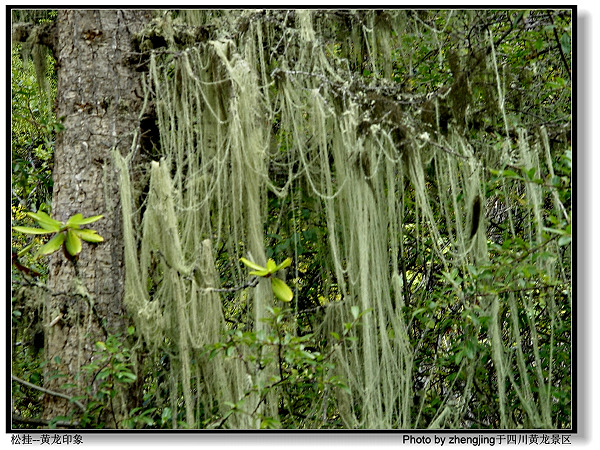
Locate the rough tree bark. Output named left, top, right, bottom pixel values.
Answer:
left=43, top=9, right=151, bottom=427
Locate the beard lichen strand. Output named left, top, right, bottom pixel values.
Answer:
left=125, top=19, right=461, bottom=429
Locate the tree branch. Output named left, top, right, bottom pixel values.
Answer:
left=12, top=374, right=86, bottom=413
left=12, top=21, right=57, bottom=49
left=548, top=11, right=571, bottom=80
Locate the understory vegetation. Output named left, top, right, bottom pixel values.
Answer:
left=12, top=9, right=572, bottom=429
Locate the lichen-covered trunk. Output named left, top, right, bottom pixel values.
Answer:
left=43, top=9, right=150, bottom=427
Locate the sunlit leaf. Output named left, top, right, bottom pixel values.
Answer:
left=17, top=242, right=34, bottom=257
left=271, top=277, right=293, bottom=302
left=65, top=213, right=84, bottom=228
left=27, top=211, right=63, bottom=231
left=240, top=257, right=265, bottom=271
left=266, top=259, right=277, bottom=273
left=274, top=257, right=292, bottom=272
left=12, top=226, right=55, bottom=235
left=35, top=233, right=65, bottom=258
left=74, top=228, right=104, bottom=243
left=67, top=213, right=104, bottom=226
left=65, top=229, right=82, bottom=256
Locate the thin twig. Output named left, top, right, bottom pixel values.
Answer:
left=12, top=374, right=86, bottom=413
left=426, top=139, right=472, bottom=160
left=548, top=11, right=571, bottom=80
left=204, top=276, right=259, bottom=293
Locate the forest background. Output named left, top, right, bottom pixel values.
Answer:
left=3, top=3, right=584, bottom=440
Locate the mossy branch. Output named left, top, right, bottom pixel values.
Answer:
left=12, top=21, right=57, bottom=49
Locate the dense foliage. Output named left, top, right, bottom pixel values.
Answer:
left=11, top=9, right=572, bottom=430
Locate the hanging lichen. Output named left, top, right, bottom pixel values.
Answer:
left=113, top=9, right=571, bottom=429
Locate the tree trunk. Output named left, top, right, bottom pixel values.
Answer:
left=43, top=9, right=151, bottom=427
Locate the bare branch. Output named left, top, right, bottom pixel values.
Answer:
left=11, top=374, right=86, bottom=413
